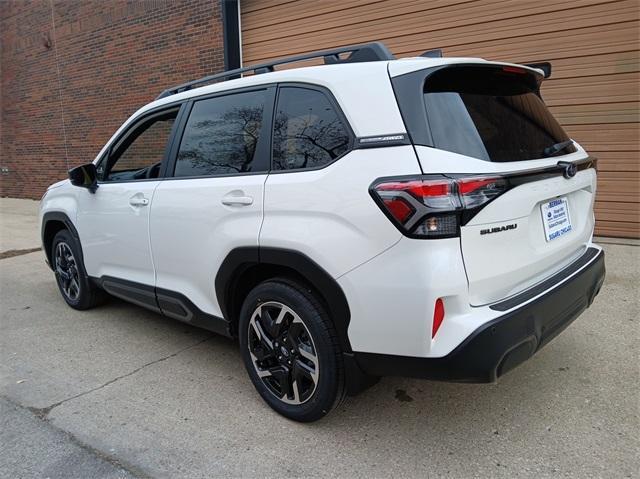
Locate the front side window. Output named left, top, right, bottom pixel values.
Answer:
left=174, top=90, right=266, bottom=177
left=272, top=87, right=350, bottom=171
left=423, top=66, right=576, bottom=162
left=102, top=109, right=177, bottom=181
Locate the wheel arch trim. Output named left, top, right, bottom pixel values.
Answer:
left=215, top=247, right=353, bottom=352
left=41, top=211, right=82, bottom=270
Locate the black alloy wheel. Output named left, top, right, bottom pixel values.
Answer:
left=247, top=301, right=319, bottom=404
left=239, top=279, right=345, bottom=422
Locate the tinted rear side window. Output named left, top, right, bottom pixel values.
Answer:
left=423, top=66, right=575, bottom=162
left=273, top=87, right=350, bottom=170
left=175, top=90, right=266, bottom=177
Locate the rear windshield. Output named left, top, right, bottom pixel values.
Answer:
left=423, top=66, right=576, bottom=162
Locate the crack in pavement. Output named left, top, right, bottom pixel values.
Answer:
left=28, top=334, right=215, bottom=420
left=2, top=335, right=214, bottom=477
left=1, top=395, right=148, bottom=478
left=0, top=247, right=41, bottom=260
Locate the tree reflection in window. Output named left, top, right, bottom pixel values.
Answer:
left=273, top=87, right=350, bottom=170
left=175, top=91, right=265, bottom=177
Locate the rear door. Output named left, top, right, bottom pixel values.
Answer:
left=149, top=87, right=275, bottom=319
left=390, top=63, right=597, bottom=305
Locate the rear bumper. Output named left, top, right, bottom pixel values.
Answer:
left=354, top=247, right=605, bottom=383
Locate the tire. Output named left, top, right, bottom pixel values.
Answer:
left=238, top=279, right=345, bottom=422
left=51, top=229, right=104, bottom=310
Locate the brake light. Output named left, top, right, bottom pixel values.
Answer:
left=376, top=178, right=457, bottom=210
left=457, top=177, right=508, bottom=209
left=502, top=65, right=527, bottom=75
left=457, top=177, right=498, bottom=194
left=370, top=175, right=507, bottom=238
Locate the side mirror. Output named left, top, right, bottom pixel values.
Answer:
left=68, top=163, right=98, bottom=193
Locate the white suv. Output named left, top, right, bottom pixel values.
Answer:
left=40, top=43, right=605, bottom=422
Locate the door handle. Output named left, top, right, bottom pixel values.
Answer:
left=221, top=195, right=253, bottom=206
left=129, top=196, right=149, bottom=207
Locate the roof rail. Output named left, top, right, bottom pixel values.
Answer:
left=156, top=42, right=395, bottom=100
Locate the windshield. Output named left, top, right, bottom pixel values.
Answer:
left=423, top=66, right=576, bottom=162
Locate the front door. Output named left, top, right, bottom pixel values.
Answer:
left=77, top=107, right=180, bottom=286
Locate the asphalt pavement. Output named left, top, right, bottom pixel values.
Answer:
left=0, top=199, right=638, bottom=478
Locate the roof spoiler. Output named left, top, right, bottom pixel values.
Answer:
left=525, top=62, right=552, bottom=79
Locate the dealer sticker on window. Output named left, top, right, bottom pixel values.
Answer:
left=541, top=197, right=572, bottom=242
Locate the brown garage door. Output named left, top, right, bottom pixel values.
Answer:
left=240, top=0, right=640, bottom=238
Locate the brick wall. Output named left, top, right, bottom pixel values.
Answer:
left=0, top=0, right=225, bottom=199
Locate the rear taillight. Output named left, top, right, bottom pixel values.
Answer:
left=371, top=175, right=507, bottom=238
left=457, top=177, right=508, bottom=209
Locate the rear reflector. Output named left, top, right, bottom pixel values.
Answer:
left=432, top=298, right=445, bottom=338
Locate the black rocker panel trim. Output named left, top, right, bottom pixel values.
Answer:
left=100, top=276, right=161, bottom=314
left=41, top=211, right=82, bottom=270
left=490, top=247, right=600, bottom=312
left=95, top=276, right=231, bottom=336
left=156, top=286, right=230, bottom=336
left=215, top=247, right=352, bottom=352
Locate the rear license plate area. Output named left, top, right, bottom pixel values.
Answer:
left=541, top=197, right=572, bottom=242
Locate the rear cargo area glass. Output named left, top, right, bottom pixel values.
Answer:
left=423, top=66, right=575, bottom=162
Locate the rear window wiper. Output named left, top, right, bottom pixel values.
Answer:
left=543, top=140, right=574, bottom=157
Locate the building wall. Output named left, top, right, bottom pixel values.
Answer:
left=0, top=0, right=225, bottom=199
left=240, top=0, right=640, bottom=238
left=1, top=0, right=638, bottom=238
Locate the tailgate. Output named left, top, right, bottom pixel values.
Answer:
left=460, top=165, right=596, bottom=305
left=389, top=61, right=598, bottom=305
